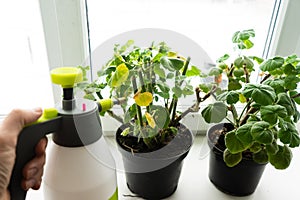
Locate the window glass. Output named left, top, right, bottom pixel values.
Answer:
left=0, top=0, right=53, bottom=115
left=86, top=0, right=275, bottom=66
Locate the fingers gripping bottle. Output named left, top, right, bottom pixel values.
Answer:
left=8, top=67, right=118, bottom=200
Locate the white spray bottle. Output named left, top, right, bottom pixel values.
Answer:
left=9, top=67, right=118, bottom=200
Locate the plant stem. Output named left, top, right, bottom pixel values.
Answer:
left=238, top=100, right=252, bottom=124
left=229, top=105, right=239, bottom=126
left=291, top=93, right=300, bottom=99
left=243, top=64, right=250, bottom=83
left=239, top=106, right=257, bottom=126
left=106, top=110, right=124, bottom=124
left=138, top=70, right=150, bottom=112
left=170, top=57, right=191, bottom=123
left=260, top=73, right=271, bottom=84
left=173, top=86, right=217, bottom=125
left=132, top=76, right=144, bottom=128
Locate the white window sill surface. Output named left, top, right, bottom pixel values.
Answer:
left=27, top=134, right=300, bottom=200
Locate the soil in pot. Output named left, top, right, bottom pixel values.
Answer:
left=116, top=124, right=193, bottom=199
left=207, top=123, right=267, bottom=196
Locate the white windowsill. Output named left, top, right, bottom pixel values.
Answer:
left=26, top=133, right=300, bottom=200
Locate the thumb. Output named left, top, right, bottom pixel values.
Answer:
left=0, top=108, right=42, bottom=145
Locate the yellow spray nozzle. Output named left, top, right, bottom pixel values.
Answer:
left=98, top=99, right=113, bottom=112
left=51, top=67, right=83, bottom=88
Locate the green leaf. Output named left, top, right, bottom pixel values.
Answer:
left=217, top=54, right=230, bottom=63
left=269, top=145, right=292, bottom=169
left=249, top=142, right=262, bottom=153
left=208, top=67, right=223, bottom=76
left=277, top=93, right=295, bottom=116
left=283, top=64, right=297, bottom=75
left=217, top=91, right=239, bottom=104
left=223, top=148, right=242, bottom=167
left=285, top=54, right=299, bottom=65
left=172, top=86, right=182, bottom=98
left=201, top=101, right=228, bottom=123
left=284, top=75, right=300, bottom=90
left=250, top=56, right=264, bottom=64
left=228, top=78, right=242, bottom=91
left=150, top=105, right=170, bottom=129
left=236, top=124, right=254, bottom=146
left=233, top=68, right=245, bottom=77
left=264, top=79, right=285, bottom=94
left=154, top=64, right=166, bottom=79
left=182, top=85, right=194, bottom=96
left=110, top=63, right=129, bottom=87
left=260, top=57, right=284, bottom=72
left=260, top=105, right=287, bottom=125
left=124, top=104, right=137, bottom=123
left=253, top=149, right=269, bottom=164
left=242, top=84, right=276, bottom=105
left=160, top=57, right=184, bottom=71
left=199, top=83, right=212, bottom=93
left=290, top=91, right=300, bottom=105
left=251, top=121, right=273, bottom=144
left=234, top=56, right=254, bottom=69
left=120, top=127, right=130, bottom=136
left=225, top=130, right=249, bottom=153
left=278, top=122, right=300, bottom=147
left=266, top=140, right=279, bottom=155
left=186, top=65, right=201, bottom=77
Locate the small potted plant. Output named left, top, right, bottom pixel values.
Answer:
left=201, top=29, right=300, bottom=196
left=78, top=41, right=214, bottom=199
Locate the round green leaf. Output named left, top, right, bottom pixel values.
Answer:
left=251, top=121, right=273, bottom=144
left=266, top=140, right=279, bottom=155
left=253, top=149, right=269, bottom=164
left=160, top=56, right=184, bottom=71
left=277, top=93, right=295, bottom=116
left=242, top=84, right=276, bottom=106
left=223, top=148, right=242, bottom=167
left=110, top=63, right=129, bottom=87
left=269, top=145, right=292, bottom=169
left=150, top=105, right=170, bottom=129
left=236, top=124, right=253, bottom=146
left=225, top=130, right=249, bottom=153
left=260, top=105, right=287, bottom=125
left=208, top=67, right=223, bottom=76
left=260, top=57, right=284, bottom=72
left=201, top=101, right=228, bottom=123
left=233, top=68, right=245, bottom=77
left=234, top=56, right=254, bottom=69
left=154, top=64, right=166, bottom=79
left=217, top=91, right=239, bottom=104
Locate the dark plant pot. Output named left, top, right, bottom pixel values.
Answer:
left=207, top=123, right=267, bottom=196
left=116, top=124, right=193, bottom=199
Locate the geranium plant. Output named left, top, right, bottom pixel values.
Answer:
left=201, top=29, right=300, bottom=169
left=78, top=41, right=215, bottom=152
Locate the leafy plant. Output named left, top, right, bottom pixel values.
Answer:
left=201, top=29, right=300, bottom=169
left=78, top=41, right=215, bottom=152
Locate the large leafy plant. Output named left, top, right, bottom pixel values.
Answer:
left=79, top=41, right=214, bottom=152
left=202, top=29, right=300, bottom=169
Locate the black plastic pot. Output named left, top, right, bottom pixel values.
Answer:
left=116, top=124, right=193, bottom=199
left=207, top=123, right=267, bottom=196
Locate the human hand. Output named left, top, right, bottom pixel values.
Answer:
left=0, top=108, right=47, bottom=200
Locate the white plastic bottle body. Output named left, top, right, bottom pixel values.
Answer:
left=43, top=137, right=118, bottom=200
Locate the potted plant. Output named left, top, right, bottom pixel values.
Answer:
left=78, top=41, right=214, bottom=199
left=201, top=29, right=300, bottom=196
